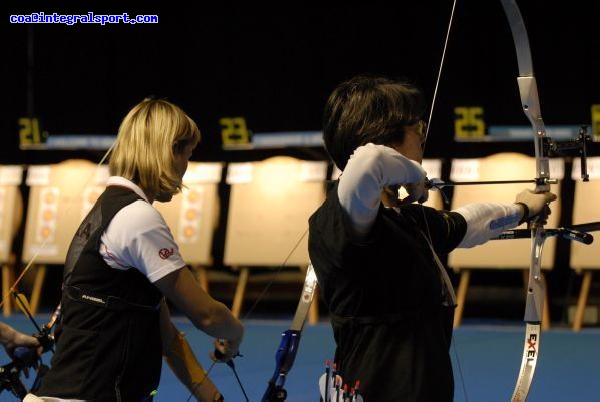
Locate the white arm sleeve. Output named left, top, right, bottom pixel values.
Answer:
left=338, top=143, right=427, bottom=235
left=454, top=203, right=523, bottom=248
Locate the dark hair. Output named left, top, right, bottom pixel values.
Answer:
left=322, top=75, right=426, bottom=170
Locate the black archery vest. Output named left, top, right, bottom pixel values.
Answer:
left=37, top=186, right=163, bottom=402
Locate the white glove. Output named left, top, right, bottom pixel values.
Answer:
left=515, top=189, right=557, bottom=220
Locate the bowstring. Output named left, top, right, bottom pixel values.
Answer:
left=240, top=227, right=309, bottom=321
left=421, top=0, right=458, bottom=155
left=184, top=227, right=309, bottom=401
left=418, top=0, right=469, bottom=401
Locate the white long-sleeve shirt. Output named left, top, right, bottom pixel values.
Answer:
left=338, top=143, right=523, bottom=247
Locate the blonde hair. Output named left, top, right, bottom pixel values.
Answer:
left=109, top=98, right=200, bottom=198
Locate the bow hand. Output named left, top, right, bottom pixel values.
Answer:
left=211, top=338, right=241, bottom=363
left=515, top=189, right=557, bottom=225
left=212, top=342, right=249, bottom=401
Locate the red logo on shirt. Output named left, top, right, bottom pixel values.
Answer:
left=158, top=248, right=174, bottom=259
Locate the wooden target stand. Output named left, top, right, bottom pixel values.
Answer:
left=223, top=156, right=328, bottom=323
left=0, top=166, right=25, bottom=316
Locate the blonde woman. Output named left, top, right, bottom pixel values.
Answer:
left=28, top=99, right=243, bottom=402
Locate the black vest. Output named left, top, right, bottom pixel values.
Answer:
left=37, top=186, right=163, bottom=402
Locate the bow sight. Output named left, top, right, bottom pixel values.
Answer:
left=544, top=125, right=592, bottom=182
left=426, top=125, right=592, bottom=199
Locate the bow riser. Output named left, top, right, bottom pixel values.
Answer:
left=524, top=230, right=546, bottom=323
left=518, top=76, right=542, bottom=128
left=517, top=76, right=551, bottom=193
left=262, top=263, right=318, bottom=401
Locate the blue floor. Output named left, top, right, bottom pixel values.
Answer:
left=2, top=314, right=600, bottom=401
